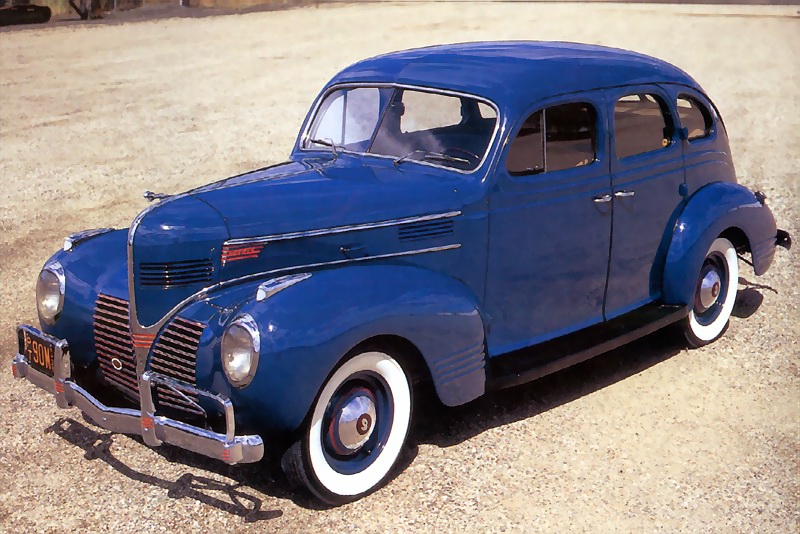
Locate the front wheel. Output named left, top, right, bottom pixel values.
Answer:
left=281, top=350, right=412, bottom=505
left=681, top=237, right=739, bottom=347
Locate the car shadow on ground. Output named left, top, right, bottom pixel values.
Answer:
left=410, top=284, right=768, bottom=451
left=409, top=327, right=688, bottom=451
left=44, top=417, right=288, bottom=521
left=44, top=288, right=766, bottom=514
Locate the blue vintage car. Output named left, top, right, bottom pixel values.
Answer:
left=12, top=41, right=791, bottom=504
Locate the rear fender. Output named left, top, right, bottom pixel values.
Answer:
left=217, top=264, right=487, bottom=434
left=662, top=182, right=777, bottom=305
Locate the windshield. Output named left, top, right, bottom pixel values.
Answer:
left=304, top=86, right=498, bottom=172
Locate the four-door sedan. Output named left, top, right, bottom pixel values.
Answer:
left=12, top=41, right=791, bottom=504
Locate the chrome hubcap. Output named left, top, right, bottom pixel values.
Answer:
left=697, top=267, right=722, bottom=313
left=328, top=387, right=377, bottom=455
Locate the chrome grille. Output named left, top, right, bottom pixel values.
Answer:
left=138, top=259, right=213, bottom=288
left=398, top=219, right=454, bottom=242
left=93, top=294, right=139, bottom=400
left=150, top=317, right=205, bottom=416
left=93, top=295, right=205, bottom=418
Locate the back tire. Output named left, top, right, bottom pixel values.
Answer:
left=681, top=237, right=738, bottom=348
left=281, top=350, right=412, bottom=505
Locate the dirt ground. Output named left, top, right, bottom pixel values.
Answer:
left=0, top=2, right=798, bottom=532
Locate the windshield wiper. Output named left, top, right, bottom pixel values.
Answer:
left=309, top=138, right=339, bottom=159
left=394, top=150, right=470, bottom=167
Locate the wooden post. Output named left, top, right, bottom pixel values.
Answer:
left=67, top=0, right=88, bottom=19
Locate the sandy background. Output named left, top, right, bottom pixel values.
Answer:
left=1, top=2, right=798, bottom=532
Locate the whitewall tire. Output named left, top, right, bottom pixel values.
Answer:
left=281, top=350, right=412, bottom=505
left=682, top=237, right=738, bottom=347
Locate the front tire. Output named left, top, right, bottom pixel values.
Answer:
left=681, top=237, right=739, bottom=347
left=281, top=350, right=412, bottom=505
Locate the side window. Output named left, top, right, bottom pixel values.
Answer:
left=546, top=102, right=597, bottom=171
left=614, top=94, right=673, bottom=159
left=506, top=102, right=597, bottom=176
left=677, top=96, right=713, bottom=141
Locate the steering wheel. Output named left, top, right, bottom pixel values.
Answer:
left=443, top=147, right=481, bottom=165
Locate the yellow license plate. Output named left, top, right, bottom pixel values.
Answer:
left=18, top=328, right=56, bottom=377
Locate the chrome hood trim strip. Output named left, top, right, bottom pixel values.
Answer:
left=225, top=210, right=462, bottom=247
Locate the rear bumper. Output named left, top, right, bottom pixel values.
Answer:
left=776, top=229, right=791, bottom=250
left=12, top=324, right=264, bottom=465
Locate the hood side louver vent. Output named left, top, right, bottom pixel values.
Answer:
left=398, top=219, right=454, bottom=242
left=93, top=294, right=139, bottom=401
left=139, top=259, right=213, bottom=288
left=149, top=317, right=205, bottom=417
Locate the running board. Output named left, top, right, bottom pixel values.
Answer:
left=487, top=304, right=688, bottom=391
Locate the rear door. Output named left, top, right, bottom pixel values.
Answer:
left=604, top=86, right=685, bottom=319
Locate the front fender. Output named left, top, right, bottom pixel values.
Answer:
left=39, top=229, right=129, bottom=368
left=663, top=182, right=777, bottom=305
left=210, top=264, right=487, bottom=435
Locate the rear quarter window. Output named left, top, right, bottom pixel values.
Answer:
left=677, top=96, right=713, bottom=141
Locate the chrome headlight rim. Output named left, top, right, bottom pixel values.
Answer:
left=37, top=261, right=65, bottom=325
left=221, top=313, right=260, bottom=388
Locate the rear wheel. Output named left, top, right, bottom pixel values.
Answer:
left=281, top=350, right=412, bottom=505
left=681, top=237, right=738, bottom=347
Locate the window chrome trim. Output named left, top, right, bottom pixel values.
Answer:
left=298, top=82, right=502, bottom=176
left=225, top=210, right=461, bottom=247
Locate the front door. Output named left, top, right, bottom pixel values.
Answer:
left=486, top=95, right=612, bottom=355
left=604, top=86, right=686, bottom=318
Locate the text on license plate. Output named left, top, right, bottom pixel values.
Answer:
left=20, top=330, right=56, bottom=376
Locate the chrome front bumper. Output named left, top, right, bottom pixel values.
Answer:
left=12, top=324, right=264, bottom=465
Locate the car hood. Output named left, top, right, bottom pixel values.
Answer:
left=187, top=156, right=466, bottom=239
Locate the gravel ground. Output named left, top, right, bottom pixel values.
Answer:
left=1, top=2, right=798, bottom=532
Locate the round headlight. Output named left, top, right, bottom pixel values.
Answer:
left=36, top=261, right=65, bottom=325
left=221, top=314, right=260, bottom=388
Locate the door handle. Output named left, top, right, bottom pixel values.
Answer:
left=614, top=190, right=635, bottom=198
left=592, top=194, right=612, bottom=203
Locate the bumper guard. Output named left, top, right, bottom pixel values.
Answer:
left=12, top=324, right=264, bottom=465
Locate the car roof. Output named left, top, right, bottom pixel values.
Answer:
left=328, top=41, right=700, bottom=115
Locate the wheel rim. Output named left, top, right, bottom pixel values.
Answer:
left=693, top=252, right=729, bottom=326
left=321, top=372, right=394, bottom=475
